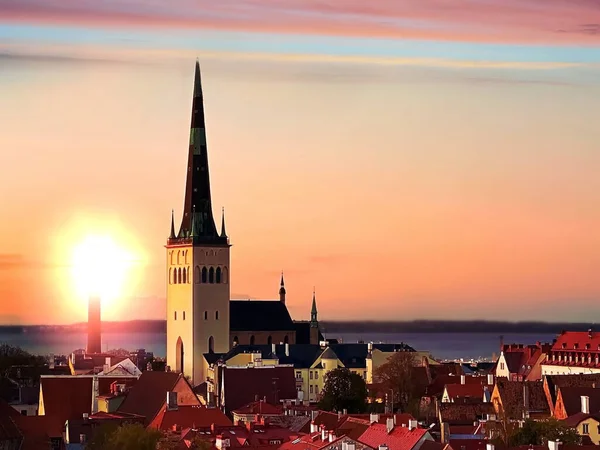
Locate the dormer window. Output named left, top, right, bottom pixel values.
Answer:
left=562, top=343, right=567, bottom=349
left=586, top=344, right=591, bottom=350
left=574, top=343, right=579, bottom=349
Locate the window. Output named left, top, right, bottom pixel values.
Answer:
left=315, top=372, right=318, bottom=379
left=296, top=371, right=302, bottom=379
left=216, top=267, right=222, bottom=283
left=583, top=423, right=589, bottom=434
left=215, top=311, right=219, bottom=320
left=174, top=311, right=177, bottom=320
left=209, top=267, right=215, bottom=283
left=183, top=311, right=186, bottom=320
left=204, top=311, right=208, bottom=320
left=310, top=371, right=313, bottom=380
left=269, top=440, right=282, bottom=445
left=310, top=385, right=313, bottom=394
left=500, top=363, right=505, bottom=370
left=201, top=267, right=207, bottom=283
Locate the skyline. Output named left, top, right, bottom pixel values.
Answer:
left=1, top=1, right=600, bottom=324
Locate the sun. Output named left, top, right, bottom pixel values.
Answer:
left=71, top=234, right=134, bottom=305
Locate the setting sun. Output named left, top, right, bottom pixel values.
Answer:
left=71, top=234, right=135, bottom=305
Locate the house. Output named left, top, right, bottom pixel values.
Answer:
left=64, top=411, right=145, bottom=449
left=442, top=375, right=495, bottom=403
left=562, top=407, right=600, bottom=444
left=490, top=379, right=549, bottom=420
left=358, top=418, right=434, bottom=450
left=167, top=419, right=302, bottom=449
left=118, top=371, right=200, bottom=425
left=148, top=404, right=232, bottom=431
left=232, top=400, right=283, bottom=424
left=495, top=343, right=551, bottom=381
left=554, top=388, right=600, bottom=420
left=214, top=366, right=297, bottom=415
left=280, top=428, right=372, bottom=450
left=542, top=331, right=600, bottom=376
left=542, top=374, right=600, bottom=416
left=97, top=357, right=142, bottom=377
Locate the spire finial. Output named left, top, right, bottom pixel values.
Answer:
left=169, top=209, right=176, bottom=240
left=280, top=271, right=285, bottom=287
left=190, top=205, right=198, bottom=237
left=311, top=287, right=318, bottom=324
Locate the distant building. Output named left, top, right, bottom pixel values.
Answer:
left=542, top=331, right=600, bottom=375
left=495, top=342, right=551, bottom=381
left=165, top=61, right=322, bottom=387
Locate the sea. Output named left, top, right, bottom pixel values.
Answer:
left=0, top=330, right=558, bottom=361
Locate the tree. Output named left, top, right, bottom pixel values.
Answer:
left=511, top=419, right=581, bottom=446
left=94, top=423, right=164, bottom=450
left=318, top=368, right=368, bottom=413
left=373, top=351, right=418, bottom=413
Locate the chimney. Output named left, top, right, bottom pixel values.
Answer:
left=386, top=417, right=394, bottom=433
left=461, top=375, right=466, bottom=385
left=343, top=408, right=347, bottom=415
left=272, top=343, right=276, bottom=354
left=379, top=445, right=389, bottom=450
left=338, top=411, right=342, bottom=419
left=255, top=394, right=259, bottom=402
left=368, top=342, right=373, bottom=353
left=167, top=391, right=178, bottom=411
left=370, top=413, right=379, bottom=423
left=82, top=413, right=89, bottom=422
left=408, top=420, right=418, bottom=431
left=285, top=343, right=290, bottom=357
left=581, top=395, right=590, bottom=414
left=548, top=441, right=560, bottom=450
left=486, top=444, right=495, bottom=450
left=329, top=431, right=335, bottom=443
left=80, top=434, right=87, bottom=444
left=321, top=427, right=327, bottom=441
left=347, top=444, right=356, bottom=450
left=487, top=374, right=494, bottom=385
left=523, top=383, right=530, bottom=418
left=310, top=422, right=317, bottom=433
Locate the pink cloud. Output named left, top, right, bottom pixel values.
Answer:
left=1, top=0, right=600, bottom=45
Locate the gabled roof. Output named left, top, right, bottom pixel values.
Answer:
left=438, top=403, right=495, bottom=424
left=494, top=379, right=549, bottom=418
left=358, top=422, right=429, bottom=450
left=544, top=374, right=600, bottom=407
left=230, top=300, right=295, bottom=332
left=558, top=387, right=600, bottom=417
left=117, top=371, right=183, bottom=424
left=177, top=423, right=301, bottom=448
left=563, top=411, right=600, bottom=427
left=150, top=404, right=232, bottom=431
left=552, top=331, right=600, bottom=352
left=445, top=384, right=491, bottom=401
left=221, top=366, right=297, bottom=414
left=40, top=375, right=93, bottom=423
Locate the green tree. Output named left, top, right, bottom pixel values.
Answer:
left=510, top=419, right=581, bottom=446
left=101, top=423, right=163, bottom=450
left=373, top=351, right=418, bottom=413
left=86, top=423, right=120, bottom=450
left=318, top=368, right=368, bottom=413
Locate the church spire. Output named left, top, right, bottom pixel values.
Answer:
left=310, top=287, right=318, bottom=326
left=169, top=210, right=176, bottom=240
left=179, top=60, right=227, bottom=245
left=279, top=271, right=286, bottom=304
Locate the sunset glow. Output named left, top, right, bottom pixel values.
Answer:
left=70, top=235, right=135, bottom=306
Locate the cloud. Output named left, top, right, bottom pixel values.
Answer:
left=1, top=0, right=600, bottom=44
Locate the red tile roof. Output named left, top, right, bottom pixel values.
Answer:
left=438, top=403, right=495, bottom=424
left=0, top=399, right=22, bottom=442
left=117, top=371, right=183, bottom=424
left=358, top=423, right=429, bottom=450
left=150, top=405, right=232, bottom=431
left=445, top=384, right=491, bottom=400
left=494, top=379, right=550, bottom=418
left=552, top=332, right=600, bottom=353
left=558, top=387, right=600, bottom=417
left=174, top=423, right=300, bottom=449
left=221, top=367, right=297, bottom=414
left=40, top=376, right=93, bottom=426
left=280, top=432, right=367, bottom=450
left=16, top=415, right=63, bottom=449
left=349, top=413, right=415, bottom=427
left=233, top=400, right=283, bottom=416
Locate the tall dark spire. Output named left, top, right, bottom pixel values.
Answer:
left=310, top=288, right=318, bottom=326
left=179, top=60, right=227, bottom=245
left=279, top=271, right=286, bottom=304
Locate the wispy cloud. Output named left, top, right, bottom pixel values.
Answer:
left=1, top=0, right=600, bottom=45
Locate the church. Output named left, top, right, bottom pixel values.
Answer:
left=165, top=61, right=322, bottom=386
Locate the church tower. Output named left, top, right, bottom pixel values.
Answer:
left=310, top=289, right=319, bottom=344
left=166, top=61, right=230, bottom=386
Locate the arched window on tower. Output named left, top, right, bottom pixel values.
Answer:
left=173, top=269, right=178, bottom=284
left=182, top=268, right=187, bottom=284
left=209, top=267, right=215, bottom=284
left=216, top=267, right=222, bottom=284
left=215, top=311, right=219, bottom=320
left=178, top=268, right=182, bottom=284
left=222, top=267, right=229, bottom=284
left=208, top=336, right=214, bottom=353
left=267, top=336, right=273, bottom=346
left=194, top=266, right=201, bottom=284
left=201, top=267, right=207, bottom=283
left=250, top=335, right=255, bottom=345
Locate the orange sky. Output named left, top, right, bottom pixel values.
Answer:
left=1, top=3, right=600, bottom=324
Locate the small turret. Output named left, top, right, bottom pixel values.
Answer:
left=169, top=210, right=176, bottom=240
left=310, top=288, right=319, bottom=345
left=220, top=207, right=227, bottom=239
left=279, top=272, right=286, bottom=304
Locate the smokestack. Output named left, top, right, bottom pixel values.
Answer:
left=87, top=296, right=101, bottom=354
left=461, top=375, right=466, bottom=385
